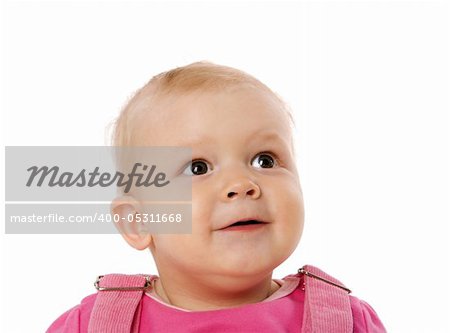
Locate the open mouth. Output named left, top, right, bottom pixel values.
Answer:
left=221, top=219, right=268, bottom=231
left=229, top=220, right=263, bottom=227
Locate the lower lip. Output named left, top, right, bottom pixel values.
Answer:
left=220, top=223, right=267, bottom=232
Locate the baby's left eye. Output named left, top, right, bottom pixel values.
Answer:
left=251, top=152, right=278, bottom=169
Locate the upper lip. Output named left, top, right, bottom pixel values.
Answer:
left=217, top=216, right=270, bottom=230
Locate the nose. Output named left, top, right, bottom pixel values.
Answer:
left=222, top=178, right=261, bottom=201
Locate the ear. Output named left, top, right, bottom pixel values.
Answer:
left=111, top=195, right=152, bottom=250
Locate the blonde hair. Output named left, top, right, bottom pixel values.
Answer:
left=109, top=61, right=295, bottom=147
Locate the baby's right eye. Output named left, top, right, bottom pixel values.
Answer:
left=182, top=160, right=211, bottom=176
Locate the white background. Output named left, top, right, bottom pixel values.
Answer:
left=1, top=1, right=449, bottom=332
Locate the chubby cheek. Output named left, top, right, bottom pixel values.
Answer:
left=152, top=234, right=186, bottom=255
left=272, top=181, right=304, bottom=252
left=152, top=234, right=206, bottom=269
left=191, top=189, right=214, bottom=232
left=155, top=191, right=213, bottom=260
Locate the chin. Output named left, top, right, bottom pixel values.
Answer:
left=216, top=254, right=280, bottom=278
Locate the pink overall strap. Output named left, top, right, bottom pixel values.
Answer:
left=299, top=265, right=353, bottom=333
left=88, top=274, right=153, bottom=333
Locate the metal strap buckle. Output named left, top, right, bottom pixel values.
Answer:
left=94, top=275, right=152, bottom=291
left=298, top=267, right=352, bottom=294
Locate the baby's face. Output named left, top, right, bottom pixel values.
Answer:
left=136, top=84, right=304, bottom=279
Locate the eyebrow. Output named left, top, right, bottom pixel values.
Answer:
left=176, top=131, right=287, bottom=147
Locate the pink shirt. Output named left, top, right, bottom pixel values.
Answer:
left=47, top=274, right=386, bottom=332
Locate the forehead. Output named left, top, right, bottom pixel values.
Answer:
left=132, top=85, right=293, bottom=147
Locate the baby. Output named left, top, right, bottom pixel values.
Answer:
left=47, top=61, right=386, bottom=332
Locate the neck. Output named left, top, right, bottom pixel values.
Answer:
left=153, top=270, right=279, bottom=311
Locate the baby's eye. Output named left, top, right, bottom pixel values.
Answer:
left=251, top=152, right=278, bottom=169
left=182, top=160, right=211, bottom=176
